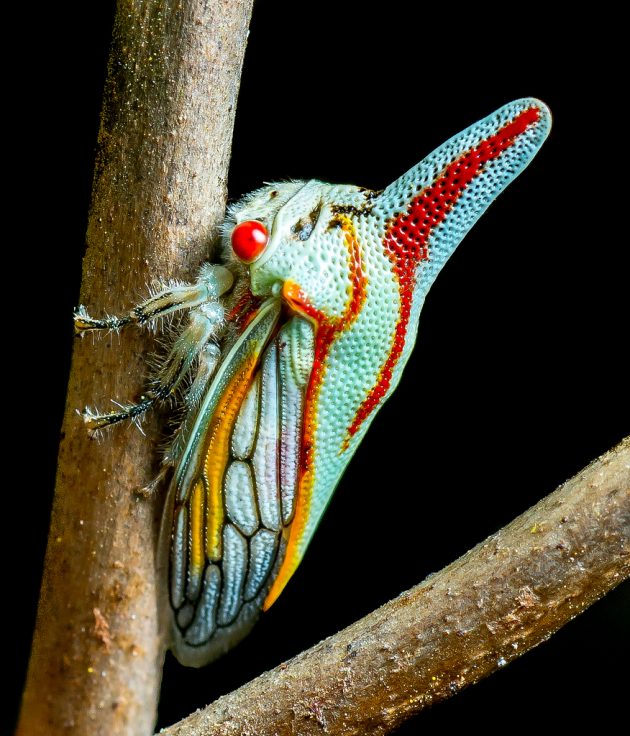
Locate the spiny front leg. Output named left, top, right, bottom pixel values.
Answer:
left=82, top=302, right=225, bottom=431
left=74, top=264, right=234, bottom=334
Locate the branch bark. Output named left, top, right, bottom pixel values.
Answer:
left=160, top=437, right=630, bottom=736
left=17, top=2, right=253, bottom=734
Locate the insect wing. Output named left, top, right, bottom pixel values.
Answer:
left=165, top=298, right=315, bottom=666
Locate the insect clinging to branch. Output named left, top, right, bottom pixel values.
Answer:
left=76, top=98, right=551, bottom=666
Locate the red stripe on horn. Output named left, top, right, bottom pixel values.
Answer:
left=346, top=106, right=540, bottom=441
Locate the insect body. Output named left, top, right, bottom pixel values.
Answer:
left=76, top=99, right=551, bottom=666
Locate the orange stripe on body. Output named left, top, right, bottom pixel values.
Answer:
left=264, top=216, right=367, bottom=609
left=202, top=352, right=260, bottom=561
left=189, top=480, right=205, bottom=577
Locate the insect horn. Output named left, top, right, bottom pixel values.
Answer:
left=370, top=98, right=551, bottom=296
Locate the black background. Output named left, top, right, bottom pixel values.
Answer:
left=8, top=1, right=628, bottom=733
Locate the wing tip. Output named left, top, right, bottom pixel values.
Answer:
left=169, top=600, right=263, bottom=668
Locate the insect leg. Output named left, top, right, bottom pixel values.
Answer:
left=185, top=341, right=222, bottom=409
left=138, top=340, right=221, bottom=495
left=161, top=341, right=222, bottom=468
left=82, top=302, right=224, bottom=430
left=74, top=264, right=234, bottom=334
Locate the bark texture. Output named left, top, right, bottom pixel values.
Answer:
left=17, top=2, right=254, bottom=734
left=161, top=437, right=629, bottom=736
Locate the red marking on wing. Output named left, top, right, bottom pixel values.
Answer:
left=226, top=288, right=262, bottom=333
left=346, top=106, right=541, bottom=440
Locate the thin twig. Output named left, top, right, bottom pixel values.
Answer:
left=160, top=438, right=629, bottom=736
left=17, top=2, right=254, bottom=734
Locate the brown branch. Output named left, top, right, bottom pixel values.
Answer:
left=17, top=2, right=253, bottom=734
left=160, top=437, right=630, bottom=736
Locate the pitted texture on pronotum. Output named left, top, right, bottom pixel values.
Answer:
left=75, top=99, right=551, bottom=666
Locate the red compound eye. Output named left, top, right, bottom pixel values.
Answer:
left=231, top=220, right=269, bottom=262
